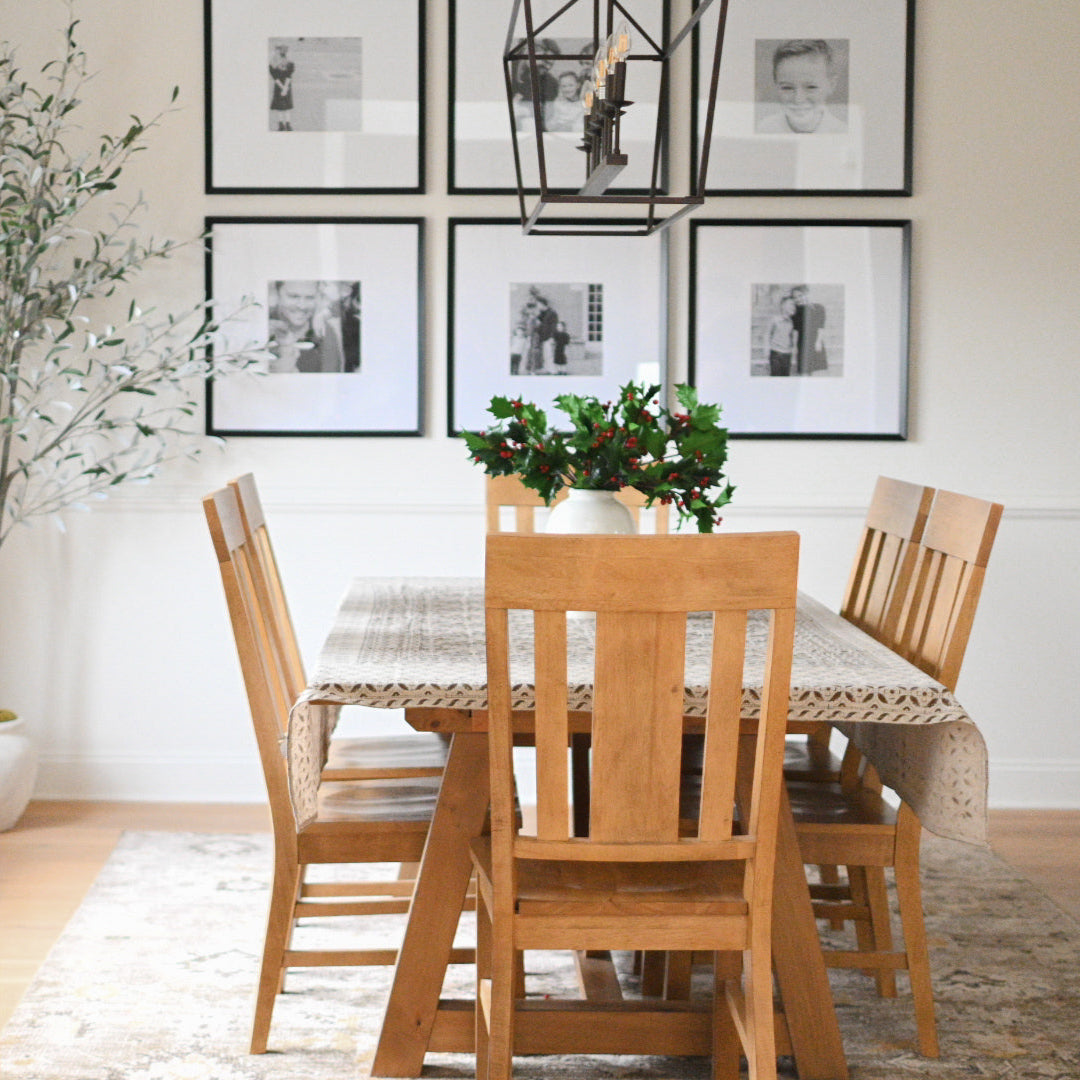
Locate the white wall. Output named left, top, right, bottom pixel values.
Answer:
left=1, top=0, right=1078, bottom=807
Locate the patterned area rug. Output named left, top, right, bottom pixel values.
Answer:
left=1, top=831, right=1077, bottom=1079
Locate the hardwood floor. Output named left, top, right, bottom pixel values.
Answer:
left=1, top=802, right=1077, bottom=1031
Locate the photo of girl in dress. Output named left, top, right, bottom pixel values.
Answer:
left=268, top=37, right=364, bottom=133
left=508, top=283, right=603, bottom=376
left=750, top=283, right=845, bottom=377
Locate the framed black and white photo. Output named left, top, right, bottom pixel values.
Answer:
left=206, top=218, right=424, bottom=436
left=204, top=0, right=424, bottom=193
left=449, top=0, right=668, bottom=194
left=694, top=0, right=914, bottom=194
left=689, top=220, right=910, bottom=438
left=448, top=219, right=666, bottom=433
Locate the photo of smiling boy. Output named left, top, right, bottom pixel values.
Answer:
left=755, top=39, right=849, bottom=134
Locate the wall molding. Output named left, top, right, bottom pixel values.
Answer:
left=83, top=482, right=1080, bottom=520
left=34, top=753, right=1080, bottom=809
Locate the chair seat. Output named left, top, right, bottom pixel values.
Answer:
left=783, top=738, right=844, bottom=783
left=788, top=781, right=899, bottom=868
left=316, top=777, right=442, bottom=823
left=325, top=732, right=450, bottom=778
left=299, top=780, right=439, bottom=865
left=787, top=781, right=898, bottom=829
left=470, top=837, right=748, bottom=915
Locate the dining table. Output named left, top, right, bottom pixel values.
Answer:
left=286, top=576, right=990, bottom=1080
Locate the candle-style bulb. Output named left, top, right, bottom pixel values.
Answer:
left=594, top=48, right=607, bottom=98
left=615, top=20, right=631, bottom=60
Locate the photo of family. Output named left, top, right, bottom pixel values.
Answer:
left=509, top=37, right=594, bottom=133
left=750, top=283, right=844, bottom=377
left=754, top=38, right=849, bottom=135
left=267, top=280, right=361, bottom=374
left=508, top=282, right=603, bottom=377
left=268, top=37, right=363, bottom=133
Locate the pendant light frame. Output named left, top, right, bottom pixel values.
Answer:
left=504, top=0, right=730, bottom=236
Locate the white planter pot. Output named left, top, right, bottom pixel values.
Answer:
left=545, top=488, right=636, bottom=535
left=0, top=717, right=38, bottom=831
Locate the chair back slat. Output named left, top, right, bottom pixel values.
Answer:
left=841, top=476, right=935, bottom=644
left=697, top=609, right=747, bottom=843
left=895, top=489, right=1002, bottom=692
left=230, top=474, right=307, bottom=704
left=533, top=609, right=571, bottom=841
left=485, top=532, right=799, bottom=865
left=589, top=610, right=686, bottom=843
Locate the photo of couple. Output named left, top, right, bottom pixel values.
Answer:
left=751, top=283, right=844, bottom=378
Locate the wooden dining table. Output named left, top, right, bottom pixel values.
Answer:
left=287, top=577, right=990, bottom=1080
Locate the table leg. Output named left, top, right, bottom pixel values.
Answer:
left=735, top=736, right=848, bottom=1080
left=770, top=780, right=849, bottom=1080
left=371, top=731, right=490, bottom=1077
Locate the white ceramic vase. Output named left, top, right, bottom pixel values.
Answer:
left=0, top=717, right=38, bottom=831
left=545, top=488, right=636, bottom=535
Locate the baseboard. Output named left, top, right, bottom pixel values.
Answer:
left=33, top=757, right=266, bottom=803
left=987, top=761, right=1080, bottom=808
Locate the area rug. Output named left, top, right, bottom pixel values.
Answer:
left=1, top=832, right=1077, bottom=1080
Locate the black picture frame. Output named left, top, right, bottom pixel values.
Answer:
left=447, top=218, right=667, bottom=435
left=693, top=0, right=914, bottom=195
left=204, top=0, right=425, bottom=194
left=205, top=217, right=425, bottom=437
left=689, top=219, right=910, bottom=439
left=448, top=0, right=670, bottom=195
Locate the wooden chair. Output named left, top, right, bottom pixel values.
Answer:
left=784, top=476, right=936, bottom=785
left=204, top=486, right=470, bottom=1054
left=471, top=531, right=799, bottom=1080
left=487, top=473, right=673, bottom=840
left=789, top=487, right=1003, bottom=1056
left=229, top=473, right=450, bottom=783
left=664, top=477, right=934, bottom=1002
left=486, top=474, right=673, bottom=534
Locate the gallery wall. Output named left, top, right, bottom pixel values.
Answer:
left=0, top=0, right=1078, bottom=807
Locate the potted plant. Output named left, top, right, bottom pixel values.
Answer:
left=0, top=8, right=266, bottom=827
left=0, top=709, right=36, bottom=831
left=463, top=381, right=735, bottom=533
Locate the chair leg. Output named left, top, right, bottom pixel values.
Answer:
left=711, top=952, right=741, bottom=1080
left=475, top=895, right=492, bottom=1080
left=863, top=865, right=898, bottom=998
left=664, top=950, right=694, bottom=1000
left=743, top=922, right=778, bottom=1080
left=513, top=950, right=527, bottom=1000
left=895, top=804, right=939, bottom=1057
left=251, top=860, right=300, bottom=1054
left=640, top=950, right=666, bottom=996
left=277, top=868, right=305, bottom=994
left=846, top=865, right=897, bottom=996
left=487, top=913, right=516, bottom=1080
left=818, top=864, right=846, bottom=929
